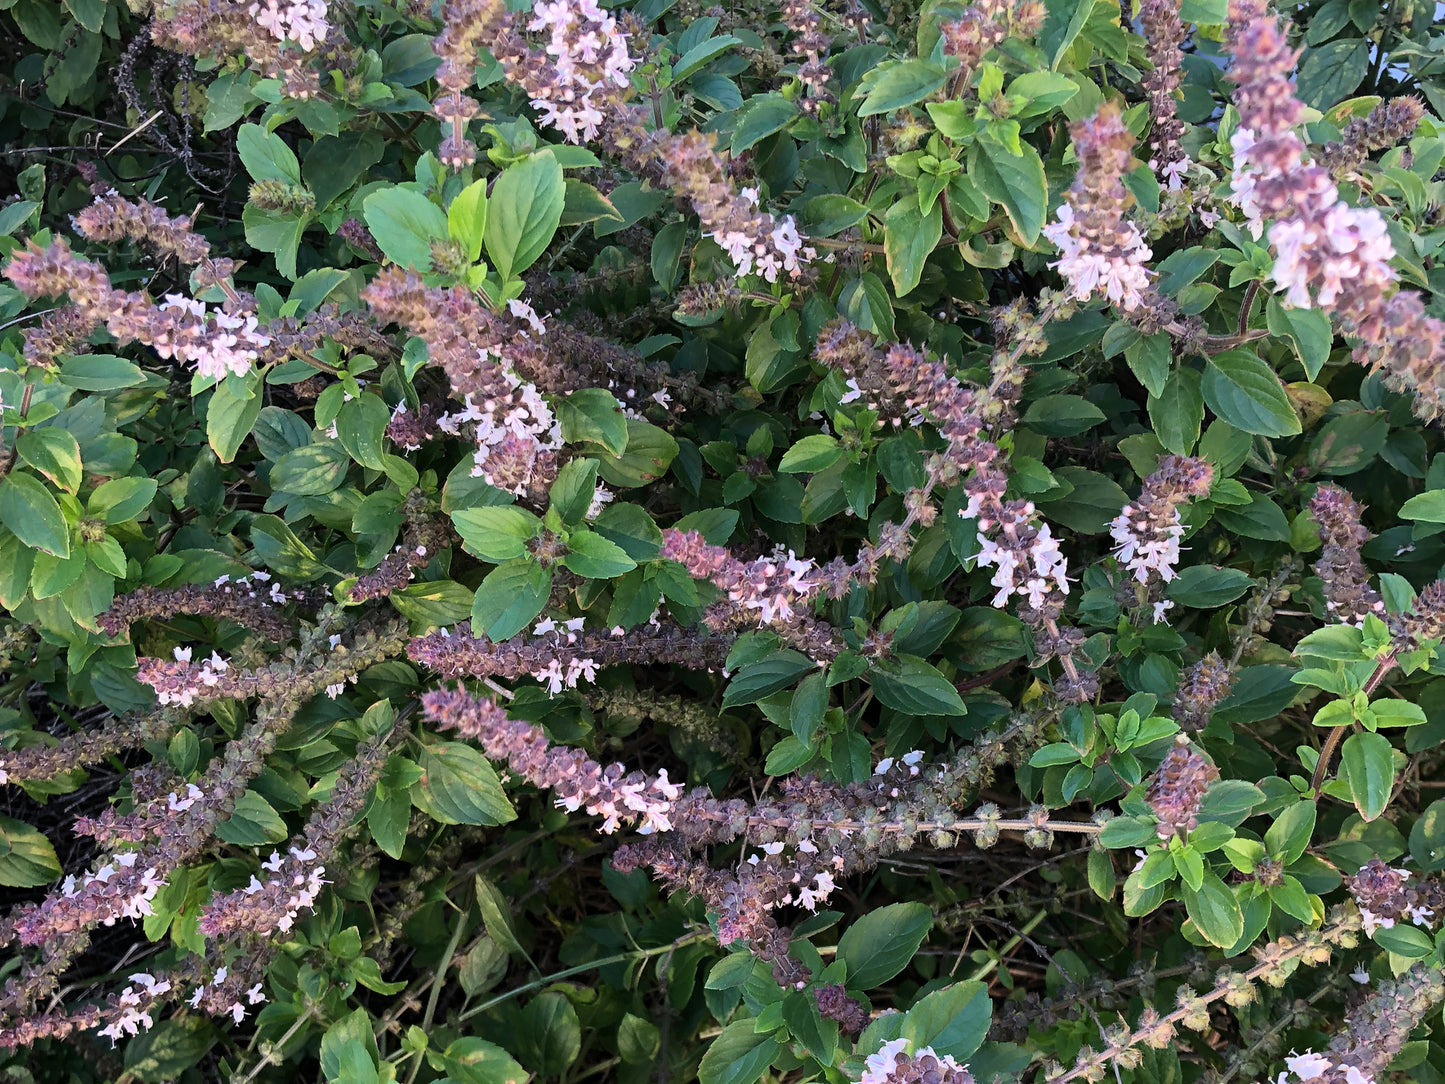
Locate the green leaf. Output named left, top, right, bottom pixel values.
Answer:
left=214, top=791, right=289, bottom=846
left=474, top=874, right=526, bottom=955
left=1264, top=800, right=1316, bottom=865
left=1308, top=410, right=1389, bottom=477
left=1213, top=492, right=1290, bottom=541
left=790, top=670, right=829, bottom=744
left=1202, top=351, right=1300, bottom=438
left=1398, top=490, right=1445, bottom=523
left=563, top=530, right=638, bottom=578
left=207, top=372, right=264, bottom=463
left=697, top=1020, right=780, bottom=1084
left=320, top=1010, right=380, bottom=1084
left=427, top=1037, right=528, bottom=1084
left=364, top=187, right=449, bottom=272
left=413, top=742, right=517, bottom=826
left=858, top=60, right=948, bottom=116
left=1183, top=872, right=1244, bottom=947
left=838, top=272, right=896, bottom=340
left=0, top=200, right=38, bottom=237
left=1023, top=394, right=1105, bottom=436
left=390, top=580, right=475, bottom=626
left=367, top=787, right=412, bottom=859
left=778, top=434, right=843, bottom=473
left=486, top=151, right=566, bottom=281
left=1211, top=669, right=1295, bottom=730
left=673, top=33, right=742, bottom=81
left=123, top=1018, right=216, bottom=1082
left=448, top=178, right=489, bottom=263
left=1370, top=699, right=1426, bottom=728
left=594, top=420, right=677, bottom=489
left=870, top=655, right=968, bottom=716
left=1149, top=368, right=1204, bottom=455
left=1341, top=730, right=1395, bottom=821
left=0, top=815, right=62, bottom=887
left=722, top=651, right=816, bottom=709
left=1296, top=38, right=1368, bottom=109
left=1372, top=923, right=1434, bottom=958
left=970, top=136, right=1047, bottom=244
left=550, top=458, right=600, bottom=526
left=0, top=472, right=69, bottom=557
left=270, top=442, right=350, bottom=496
left=59, top=354, right=146, bottom=391
left=471, top=560, right=552, bottom=640
left=900, top=981, right=991, bottom=1061
left=89, top=476, right=158, bottom=524
left=884, top=198, right=943, bottom=297
left=17, top=428, right=82, bottom=493
left=1040, top=0, right=1097, bottom=68
left=1265, top=298, right=1333, bottom=380
left=290, top=267, right=351, bottom=314
left=730, top=93, right=799, bottom=153
left=243, top=206, right=309, bottom=280
left=1007, top=70, right=1080, bottom=114
left=1410, top=798, right=1445, bottom=872
left=1165, top=565, right=1253, bottom=608
left=837, top=901, right=932, bottom=988
left=557, top=388, right=629, bottom=456
left=336, top=393, right=390, bottom=471
left=560, top=180, right=622, bottom=228
left=1125, top=333, right=1171, bottom=399
left=519, top=993, right=582, bottom=1077
left=237, top=123, right=302, bottom=184
left=803, top=194, right=870, bottom=238
left=452, top=506, right=541, bottom=562
left=618, top=1014, right=662, bottom=1064
left=1099, top=815, right=1158, bottom=847
left=650, top=220, right=688, bottom=288
left=1156, top=247, right=1220, bottom=295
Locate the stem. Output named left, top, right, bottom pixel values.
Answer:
left=403, top=886, right=472, bottom=1084
left=240, top=1005, right=315, bottom=1084
left=1238, top=280, right=1261, bottom=336
left=1042, top=917, right=1355, bottom=1084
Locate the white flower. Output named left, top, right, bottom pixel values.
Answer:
left=1285, top=1051, right=1332, bottom=1081
left=862, top=1038, right=911, bottom=1084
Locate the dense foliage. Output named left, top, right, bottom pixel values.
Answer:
left=5, top=0, right=1445, bottom=1081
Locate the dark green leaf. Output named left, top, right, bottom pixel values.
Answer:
left=414, top=742, right=517, bottom=826
left=697, top=1020, right=780, bottom=1084
left=471, top=560, right=552, bottom=640
left=722, top=651, right=816, bottom=709
left=1165, top=565, right=1253, bottom=608
left=1202, top=351, right=1300, bottom=438
left=870, top=655, right=968, bottom=716
left=1296, top=38, right=1368, bottom=109
left=730, top=94, right=799, bottom=152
